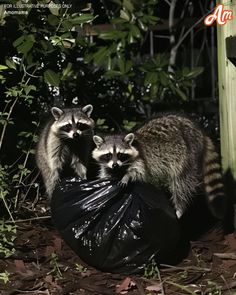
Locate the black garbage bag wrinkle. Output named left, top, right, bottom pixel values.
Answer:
left=51, top=177, right=181, bottom=274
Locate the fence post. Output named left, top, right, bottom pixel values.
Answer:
left=217, top=0, right=236, bottom=178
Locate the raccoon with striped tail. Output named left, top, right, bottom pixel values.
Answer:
left=36, top=105, right=94, bottom=198
left=92, top=114, right=226, bottom=219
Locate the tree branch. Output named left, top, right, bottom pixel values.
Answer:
left=168, top=5, right=215, bottom=72
left=168, top=0, right=178, bottom=72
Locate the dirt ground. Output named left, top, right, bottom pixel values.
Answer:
left=1, top=151, right=233, bottom=295
left=0, top=213, right=236, bottom=295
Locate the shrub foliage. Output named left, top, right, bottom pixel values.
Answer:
left=0, top=0, right=202, bottom=216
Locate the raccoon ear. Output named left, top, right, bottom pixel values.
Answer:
left=82, top=104, right=93, bottom=117
left=124, top=133, right=135, bottom=145
left=93, top=135, right=104, bottom=147
left=51, top=107, right=64, bottom=120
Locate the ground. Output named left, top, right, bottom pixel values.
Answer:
left=0, top=214, right=236, bottom=295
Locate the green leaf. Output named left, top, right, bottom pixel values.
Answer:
left=106, top=57, right=112, bottom=71
left=111, top=17, right=127, bottom=24
left=44, top=69, right=60, bottom=87
left=123, top=0, right=134, bottom=12
left=130, top=24, right=141, bottom=38
left=26, top=34, right=35, bottom=43
left=62, top=39, right=75, bottom=48
left=93, top=47, right=109, bottom=65
left=0, top=65, right=8, bottom=70
left=48, top=14, right=59, bottom=26
left=118, top=56, right=125, bottom=73
left=153, top=54, right=169, bottom=68
left=175, top=88, right=188, bottom=100
left=99, top=30, right=123, bottom=41
left=61, top=32, right=71, bottom=39
left=14, top=35, right=35, bottom=55
left=13, top=35, right=24, bottom=48
left=160, top=72, right=169, bottom=86
left=128, top=31, right=135, bottom=43
left=143, top=14, right=159, bottom=25
left=24, top=85, right=36, bottom=95
left=62, top=62, right=72, bottom=79
left=50, top=35, right=61, bottom=46
left=120, top=9, right=130, bottom=21
left=96, top=118, right=105, bottom=125
left=123, top=120, right=136, bottom=131
left=105, top=70, right=122, bottom=77
left=137, top=19, right=147, bottom=31
left=5, top=59, right=16, bottom=70
left=26, top=53, right=33, bottom=64
left=62, top=20, right=73, bottom=30
left=184, top=67, right=204, bottom=79
left=144, top=72, right=158, bottom=85
left=49, top=4, right=60, bottom=16
left=70, top=14, right=95, bottom=25
left=17, top=41, right=34, bottom=55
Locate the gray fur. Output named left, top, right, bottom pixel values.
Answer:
left=36, top=105, right=94, bottom=198
left=92, top=114, right=225, bottom=218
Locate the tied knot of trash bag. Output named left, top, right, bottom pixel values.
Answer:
left=51, top=177, right=182, bottom=274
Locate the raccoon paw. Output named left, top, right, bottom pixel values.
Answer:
left=118, top=180, right=128, bottom=188
left=118, top=176, right=129, bottom=187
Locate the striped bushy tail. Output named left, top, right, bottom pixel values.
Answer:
left=203, top=136, right=226, bottom=219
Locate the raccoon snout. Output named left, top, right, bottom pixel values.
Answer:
left=112, top=163, right=118, bottom=168
left=73, top=132, right=80, bottom=138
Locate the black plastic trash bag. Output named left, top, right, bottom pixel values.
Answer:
left=51, top=177, right=181, bottom=274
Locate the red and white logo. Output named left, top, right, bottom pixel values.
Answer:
left=204, top=4, right=233, bottom=26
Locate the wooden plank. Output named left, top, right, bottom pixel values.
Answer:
left=217, top=0, right=236, bottom=177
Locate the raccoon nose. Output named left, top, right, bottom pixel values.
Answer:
left=73, top=132, right=78, bottom=138
left=112, top=163, right=118, bottom=168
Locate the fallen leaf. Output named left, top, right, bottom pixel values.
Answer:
left=14, top=260, right=26, bottom=272
left=146, top=284, right=162, bottom=292
left=116, top=277, right=136, bottom=293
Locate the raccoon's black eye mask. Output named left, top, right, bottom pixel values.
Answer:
left=77, top=122, right=90, bottom=131
left=117, top=153, right=131, bottom=162
left=61, top=124, right=72, bottom=132
left=99, top=153, right=112, bottom=162
left=99, top=153, right=131, bottom=163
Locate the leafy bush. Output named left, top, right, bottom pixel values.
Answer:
left=0, top=220, right=16, bottom=258
left=0, top=0, right=203, bottom=219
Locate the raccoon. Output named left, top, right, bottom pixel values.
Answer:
left=92, top=114, right=226, bottom=219
left=36, top=105, right=94, bottom=198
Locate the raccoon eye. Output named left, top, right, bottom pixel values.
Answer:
left=99, top=153, right=112, bottom=162
left=117, top=153, right=130, bottom=162
left=77, top=122, right=89, bottom=131
left=61, top=123, right=72, bottom=132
